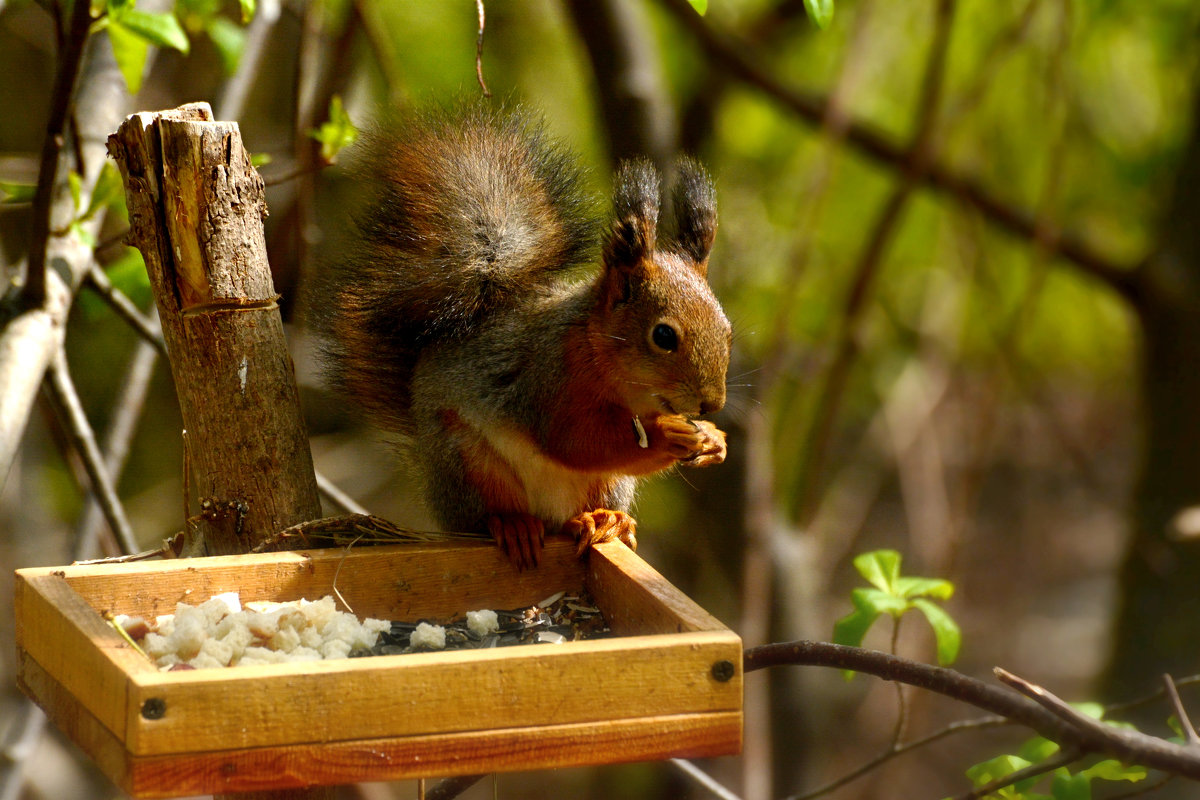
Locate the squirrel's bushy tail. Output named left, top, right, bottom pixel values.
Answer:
left=313, top=103, right=599, bottom=433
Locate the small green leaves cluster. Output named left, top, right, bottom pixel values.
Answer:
left=962, top=717, right=1147, bottom=800
left=309, top=96, right=358, bottom=165
left=91, top=0, right=257, bottom=94
left=64, top=163, right=125, bottom=247
left=833, top=549, right=961, bottom=666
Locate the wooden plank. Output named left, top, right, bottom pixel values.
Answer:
left=587, top=541, right=730, bottom=635
left=14, top=573, right=149, bottom=739
left=125, top=631, right=740, bottom=755
left=17, top=652, right=130, bottom=791
left=124, top=711, right=743, bottom=798
left=26, top=540, right=587, bottom=622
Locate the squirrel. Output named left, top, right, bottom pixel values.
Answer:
left=311, top=103, right=731, bottom=569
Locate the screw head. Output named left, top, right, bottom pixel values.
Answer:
left=711, top=659, right=736, bottom=682
left=141, top=697, right=166, bottom=720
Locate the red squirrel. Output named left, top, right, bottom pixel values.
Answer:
left=313, top=103, right=730, bottom=568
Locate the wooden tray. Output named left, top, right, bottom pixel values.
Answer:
left=13, top=539, right=743, bottom=797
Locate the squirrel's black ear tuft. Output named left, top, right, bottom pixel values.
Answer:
left=669, top=156, right=717, bottom=272
left=604, top=158, right=660, bottom=271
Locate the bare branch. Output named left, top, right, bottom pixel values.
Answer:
left=44, top=349, right=140, bottom=554
left=71, top=334, right=159, bottom=562
left=671, top=758, right=744, bottom=800
left=1164, top=674, right=1200, bottom=746
left=656, top=0, right=1139, bottom=300
left=747, top=642, right=1200, bottom=780
left=474, top=0, right=491, bottom=98
left=315, top=470, right=370, bottom=515
left=797, top=0, right=958, bottom=522
left=0, top=19, right=130, bottom=490
left=24, top=0, right=93, bottom=309
left=84, top=263, right=168, bottom=356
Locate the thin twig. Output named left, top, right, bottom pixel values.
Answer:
left=797, top=0, right=958, bottom=523
left=24, top=0, right=93, bottom=309
left=1107, top=773, right=1175, bottom=799
left=84, top=262, right=168, bottom=356
left=1108, top=675, right=1200, bottom=718
left=475, top=0, right=491, bottom=97
left=671, top=758, right=744, bottom=800
left=746, top=642, right=1200, bottom=780
left=0, top=702, right=48, bottom=800
left=656, top=0, right=1138, bottom=299
left=315, top=469, right=371, bottom=515
left=44, top=349, right=140, bottom=554
left=952, top=747, right=1082, bottom=800
left=1163, top=674, right=1200, bottom=746
left=72, top=334, right=159, bottom=562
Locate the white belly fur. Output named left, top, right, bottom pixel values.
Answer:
left=476, top=422, right=609, bottom=527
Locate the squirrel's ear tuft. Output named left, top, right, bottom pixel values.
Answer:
left=669, top=157, right=717, bottom=273
left=604, top=159, right=660, bottom=271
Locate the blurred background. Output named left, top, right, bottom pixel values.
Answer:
left=2, top=0, right=1200, bottom=798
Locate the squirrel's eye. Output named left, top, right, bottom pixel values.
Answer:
left=651, top=323, right=679, bottom=352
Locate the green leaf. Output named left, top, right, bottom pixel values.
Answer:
left=0, top=181, right=36, bottom=203
left=803, top=0, right=834, bottom=29
left=832, top=606, right=880, bottom=650
left=116, top=9, right=190, bottom=54
left=308, top=95, right=358, bottom=164
left=852, top=586, right=908, bottom=617
left=250, top=152, right=272, bottom=169
left=205, top=15, right=245, bottom=75
left=894, top=576, right=954, bottom=600
left=83, top=163, right=123, bottom=221
left=912, top=598, right=961, bottom=665
left=1079, top=760, right=1147, bottom=783
left=67, top=171, right=82, bottom=212
left=1017, top=737, right=1060, bottom=763
left=687, top=0, right=707, bottom=13
left=853, top=549, right=901, bottom=593
left=238, top=0, right=256, bottom=23
left=107, top=20, right=151, bottom=94
left=966, top=754, right=1031, bottom=788
left=1050, top=772, right=1091, bottom=800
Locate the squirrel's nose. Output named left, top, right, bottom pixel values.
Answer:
left=699, top=390, right=725, bottom=416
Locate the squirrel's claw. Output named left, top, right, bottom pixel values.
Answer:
left=487, top=512, right=545, bottom=571
left=564, top=509, right=637, bottom=557
left=657, top=416, right=727, bottom=468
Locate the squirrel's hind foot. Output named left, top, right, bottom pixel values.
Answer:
left=487, top=512, right=545, bottom=571
left=565, top=509, right=638, bottom=557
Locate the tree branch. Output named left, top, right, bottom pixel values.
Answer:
left=746, top=642, right=1200, bottom=781
left=797, top=0, right=957, bottom=523
left=23, top=0, right=93, bottom=309
left=44, top=349, right=140, bottom=554
left=0, top=23, right=129, bottom=490
left=656, top=0, right=1140, bottom=301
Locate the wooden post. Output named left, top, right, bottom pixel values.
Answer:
left=107, top=104, right=328, bottom=799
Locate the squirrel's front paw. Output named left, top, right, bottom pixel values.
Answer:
left=564, top=509, right=637, bottom=557
left=487, top=512, right=545, bottom=571
left=657, top=416, right=727, bottom=468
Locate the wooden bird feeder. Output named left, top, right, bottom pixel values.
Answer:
left=14, top=538, right=743, bottom=798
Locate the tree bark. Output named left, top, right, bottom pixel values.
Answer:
left=107, top=103, right=320, bottom=555
left=1104, top=85, right=1200, bottom=704
left=107, top=103, right=327, bottom=799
